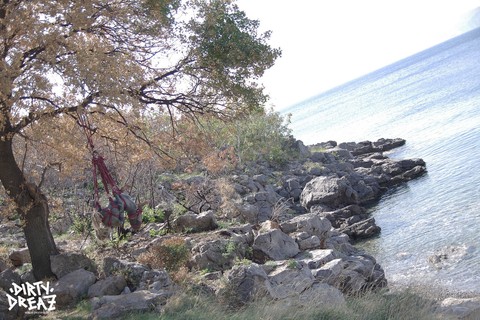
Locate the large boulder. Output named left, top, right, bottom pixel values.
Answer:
left=253, top=229, right=299, bottom=262
left=173, top=210, right=218, bottom=233
left=318, top=205, right=367, bottom=228
left=0, top=269, right=21, bottom=292
left=220, top=264, right=271, bottom=307
left=300, top=249, right=338, bottom=269
left=103, top=257, right=149, bottom=290
left=312, top=255, right=387, bottom=294
left=280, top=213, right=332, bottom=239
left=190, top=238, right=245, bottom=271
left=51, top=252, right=97, bottom=279
left=317, top=205, right=381, bottom=240
left=358, top=157, right=426, bottom=187
left=338, top=138, right=406, bottom=156
left=91, top=290, right=169, bottom=319
left=301, top=176, right=358, bottom=210
left=233, top=203, right=259, bottom=224
left=53, top=269, right=96, bottom=307
left=338, top=217, right=381, bottom=240
left=267, top=262, right=314, bottom=300
left=88, top=275, right=127, bottom=298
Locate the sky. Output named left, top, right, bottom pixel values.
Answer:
left=236, top=1, right=480, bottom=110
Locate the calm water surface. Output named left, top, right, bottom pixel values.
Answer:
left=283, top=28, right=480, bottom=293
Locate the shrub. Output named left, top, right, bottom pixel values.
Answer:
left=138, top=236, right=190, bottom=272
left=71, top=213, right=92, bottom=235
left=208, top=108, right=297, bottom=166
left=142, top=205, right=165, bottom=223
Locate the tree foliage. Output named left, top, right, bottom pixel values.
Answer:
left=0, top=0, right=280, bottom=279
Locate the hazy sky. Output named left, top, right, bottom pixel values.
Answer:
left=236, top=1, right=480, bottom=110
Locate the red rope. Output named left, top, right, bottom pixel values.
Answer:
left=92, top=154, right=122, bottom=196
left=77, top=112, right=121, bottom=194
left=77, top=111, right=141, bottom=230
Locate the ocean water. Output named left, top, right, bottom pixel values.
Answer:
left=283, top=28, right=480, bottom=293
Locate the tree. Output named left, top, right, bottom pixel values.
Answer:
left=0, top=0, right=280, bottom=279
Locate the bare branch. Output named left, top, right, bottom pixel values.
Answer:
left=14, top=92, right=100, bottom=132
left=38, top=162, right=61, bottom=189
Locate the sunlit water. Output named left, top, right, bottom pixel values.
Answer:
left=283, top=28, right=480, bottom=293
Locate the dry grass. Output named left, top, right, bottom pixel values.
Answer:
left=137, top=236, right=190, bottom=273
left=116, top=287, right=445, bottom=320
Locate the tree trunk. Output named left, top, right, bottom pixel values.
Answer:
left=0, top=138, right=59, bottom=280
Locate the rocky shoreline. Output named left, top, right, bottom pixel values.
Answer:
left=1, top=138, right=479, bottom=319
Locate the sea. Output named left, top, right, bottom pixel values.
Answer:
left=283, top=27, right=480, bottom=294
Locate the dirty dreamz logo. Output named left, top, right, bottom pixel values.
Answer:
left=6, top=281, right=56, bottom=314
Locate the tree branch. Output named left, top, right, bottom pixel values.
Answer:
left=14, top=92, right=99, bottom=132
left=38, top=162, right=61, bottom=189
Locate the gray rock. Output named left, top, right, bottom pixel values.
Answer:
left=300, top=176, right=358, bottom=210
left=0, top=260, right=8, bottom=272
left=310, top=152, right=327, bottom=162
left=284, top=178, right=301, bottom=191
left=290, top=188, right=302, bottom=201
left=190, top=238, right=243, bottom=271
left=291, top=139, right=310, bottom=157
left=20, top=270, right=35, bottom=284
left=436, top=297, right=480, bottom=319
left=173, top=210, right=218, bottom=233
left=428, top=245, right=475, bottom=270
left=339, top=217, right=381, bottom=240
left=54, top=269, right=96, bottom=307
left=267, top=262, right=314, bottom=300
left=103, top=257, right=149, bottom=290
left=363, top=157, right=427, bottom=187
left=138, top=269, right=173, bottom=294
left=372, top=138, right=406, bottom=151
left=297, top=235, right=321, bottom=250
left=0, top=269, right=21, bottom=292
left=298, top=283, right=345, bottom=307
left=254, top=192, right=268, bottom=202
left=91, top=290, right=169, bottom=319
left=301, top=249, right=338, bottom=269
left=319, top=205, right=367, bottom=227
left=51, top=252, right=97, bottom=279
left=252, top=174, right=268, bottom=186
left=338, top=138, right=405, bottom=156
left=320, top=256, right=386, bottom=294
left=327, top=148, right=353, bottom=160
left=312, top=258, right=344, bottom=281
left=325, top=231, right=351, bottom=250
left=88, top=275, right=127, bottom=298
left=221, top=264, right=271, bottom=307
left=256, top=202, right=273, bottom=222
left=280, top=213, right=332, bottom=239
left=234, top=203, right=259, bottom=224
left=253, top=229, right=299, bottom=262
left=0, top=290, right=19, bottom=320
left=310, top=141, right=337, bottom=150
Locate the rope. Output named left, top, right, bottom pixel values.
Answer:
left=77, top=111, right=142, bottom=231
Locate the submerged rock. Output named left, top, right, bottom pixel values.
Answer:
left=436, top=297, right=480, bottom=319
left=428, top=245, right=476, bottom=269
